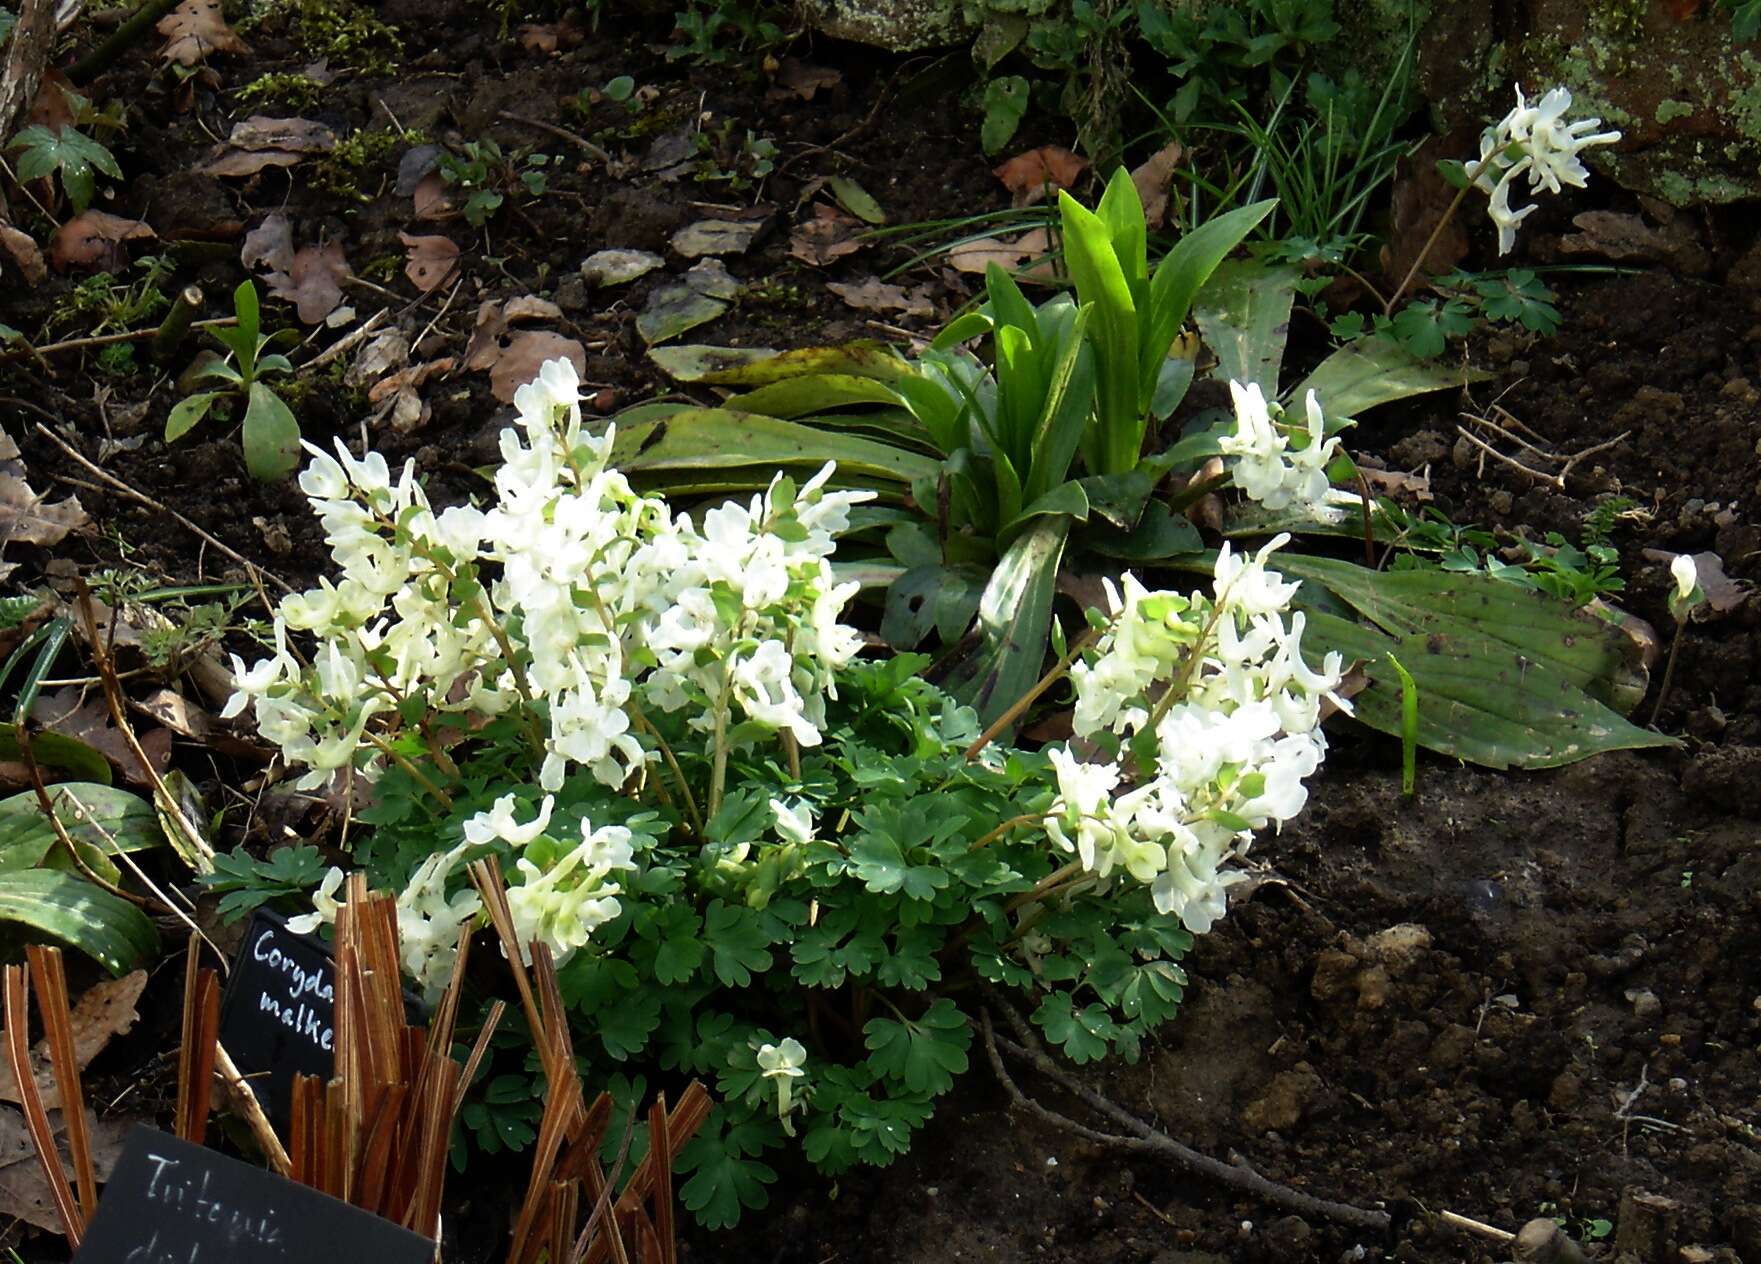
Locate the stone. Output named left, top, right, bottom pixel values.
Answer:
left=1239, top=1070, right=1322, bottom=1134
left=797, top=0, right=971, bottom=50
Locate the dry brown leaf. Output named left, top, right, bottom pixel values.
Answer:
left=517, top=14, right=584, bottom=50
left=0, top=222, right=46, bottom=285
left=1359, top=465, right=1433, bottom=502
left=264, top=240, right=350, bottom=324
left=0, top=434, right=88, bottom=548
left=240, top=211, right=295, bottom=276
left=197, top=147, right=306, bottom=178
left=156, top=0, right=249, bottom=65
left=47, top=210, right=154, bottom=273
left=489, top=331, right=588, bottom=403
left=399, top=231, right=459, bottom=293
left=0, top=972, right=147, bottom=1109
left=367, top=357, right=454, bottom=404
left=226, top=115, right=337, bottom=154
left=768, top=58, right=841, bottom=102
left=134, top=688, right=215, bottom=741
left=948, top=228, right=1058, bottom=283
left=463, top=297, right=564, bottom=371
left=412, top=170, right=459, bottom=222
left=26, top=72, right=78, bottom=132
left=788, top=204, right=865, bottom=267
left=0, top=1111, right=133, bottom=1232
left=993, top=146, right=1088, bottom=206
left=826, top=277, right=935, bottom=318
left=32, top=688, right=172, bottom=786
left=1131, top=140, right=1183, bottom=230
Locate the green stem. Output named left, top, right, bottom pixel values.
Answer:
left=707, top=673, right=734, bottom=822
left=963, top=627, right=1099, bottom=764
left=1648, top=621, right=1687, bottom=728
left=630, top=703, right=703, bottom=838
left=969, top=813, right=1044, bottom=852
left=359, top=728, right=454, bottom=812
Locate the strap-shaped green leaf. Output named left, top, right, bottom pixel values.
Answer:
left=0, top=868, right=159, bottom=975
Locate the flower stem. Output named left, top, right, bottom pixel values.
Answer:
left=359, top=728, right=455, bottom=812
left=1383, top=178, right=1475, bottom=318
left=630, top=703, right=703, bottom=837
left=969, top=812, right=1044, bottom=851
left=964, top=627, right=1100, bottom=764
left=707, top=674, right=734, bottom=822
left=1648, top=621, right=1687, bottom=728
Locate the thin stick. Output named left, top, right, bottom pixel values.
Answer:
left=980, top=995, right=1391, bottom=1233
left=24, top=947, right=97, bottom=1220
left=215, top=1043, right=294, bottom=1175
left=33, top=423, right=292, bottom=591
left=1384, top=179, right=1473, bottom=317
left=0, top=317, right=238, bottom=363
left=964, top=626, right=1099, bottom=763
left=498, top=110, right=613, bottom=165
left=1438, top=1209, right=1515, bottom=1244
left=3, top=966, right=83, bottom=1249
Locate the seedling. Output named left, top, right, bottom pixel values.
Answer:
left=165, top=280, right=303, bottom=481
left=437, top=139, right=554, bottom=226
left=1649, top=554, right=1706, bottom=725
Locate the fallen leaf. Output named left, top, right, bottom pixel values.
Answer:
left=462, top=297, right=565, bottom=370
left=0, top=1111, right=133, bottom=1232
left=346, top=328, right=410, bottom=388
left=47, top=210, right=154, bottom=273
left=767, top=58, right=841, bottom=102
left=411, top=169, right=458, bottom=221
left=636, top=260, right=741, bottom=346
left=517, top=14, right=584, bottom=50
left=31, top=687, right=172, bottom=787
left=672, top=216, right=770, bottom=258
left=993, top=145, right=1087, bottom=206
left=1359, top=465, right=1433, bottom=502
left=239, top=211, right=295, bottom=276
left=0, top=972, right=148, bottom=1109
left=224, top=115, right=337, bottom=154
left=1130, top=141, right=1183, bottom=230
left=264, top=240, right=350, bottom=324
left=367, top=356, right=454, bottom=405
left=0, top=434, right=88, bottom=547
left=826, top=175, right=885, bottom=226
left=826, top=277, right=935, bottom=318
left=647, top=344, right=778, bottom=382
left=580, top=248, right=665, bottom=287
left=0, top=222, right=46, bottom=286
left=26, top=73, right=78, bottom=133
left=399, top=231, right=459, bottom=293
left=788, top=204, right=865, bottom=267
left=1560, top=209, right=1711, bottom=275
left=395, top=144, right=443, bottom=196
left=197, top=148, right=306, bottom=178
left=156, top=0, right=249, bottom=65
left=490, top=332, right=587, bottom=403
left=947, top=228, right=1058, bottom=283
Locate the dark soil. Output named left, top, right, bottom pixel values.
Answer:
left=2, top=6, right=1760, bottom=1263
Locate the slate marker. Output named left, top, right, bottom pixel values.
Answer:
left=73, top=1126, right=434, bottom=1263
left=217, top=909, right=337, bottom=1126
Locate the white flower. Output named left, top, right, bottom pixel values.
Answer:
left=286, top=866, right=345, bottom=935
left=756, top=1037, right=808, bottom=1134
left=1468, top=84, right=1620, bottom=255
left=1670, top=554, right=1697, bottom=603
left=463, top=792, right=556, bottom=847
left=769, top=798, right=815, bottom=845
left=1219, top=383, right=1347, bottom=511
left=505, top=818, right=637, bottom=966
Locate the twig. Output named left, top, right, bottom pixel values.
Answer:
left=1453, top=426, right=1558, bottom=486
left=215, top=1043, right=294, bottom=1175
left=497, top=110, right=612, bottom=165
left=303, top=307, right=388, bottom=372
left=0, top=317, right=237, bottom=364
left=979, top=995, right=1391, bottom=1234
left=32, top=422, right=293, bottom=592
left=1438, top=1209, right=1515, bottom=1244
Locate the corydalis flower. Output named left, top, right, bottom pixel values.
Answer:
left=1218, top=382, right=1345, bottom=513
left=1470, top=85, right=1621, bottom=254
left=755, top=1038, right=807, bottom=1135
left=1667, top=553, right=1704, bottom=623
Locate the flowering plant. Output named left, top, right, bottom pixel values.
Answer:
left=222, top=357, right=1343, bottom=1226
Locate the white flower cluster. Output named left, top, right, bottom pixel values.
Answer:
left=1469, top=85, right=1621, bottom=254
left=1048, top=536, right=1345, bottom=934
left=228, top=358, right=872, bottom=795
left=1218, top=382, right=1344, bottom=513
left=238, top=357, right=872, bottom=981
left=291, top=792, right=638, bottom=998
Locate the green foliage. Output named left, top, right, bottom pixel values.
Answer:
left=438, top=139, right=554, bottom=226
left=666, top=0, right=786, bottom=63
left=361, top=657, right=1192, bottom=1224
left=44, top=255, right=174, bottom=339
left=236, top=71, right=327, bottom=111
left=1715, top=0, right=1761, bottom=40
left=1328, top=271, right=1562, bottom=359
left=166, top=281, right=302, bottom=481
left=199, top=844, right=330, bottom=923
left=8, top=124, right=122, bottom=213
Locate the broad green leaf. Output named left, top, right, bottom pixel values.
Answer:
left=685, top=343, right=917, bottom=387
left=1275, top=554, right=1654, bottom=712
left=724, top=374, right=905, bottom=419
left=0, top=724, right=111, bottom=783
left=880, top=564, right=986, bottom=649
left=0, top=783, right=166, bottom=874
left=1059, top=189, right=1140, bottom=474
left=648, top=344, right=779, bottom=381
left=636, top=285, right=727, bottom=344
left=827, top=175, right=886, bottom=225
left=980, top=75, right=1029, bottom=154
left=164, top=391, right=220, bottom=443
left=0, top=869, right=159, bottom=975
left=1082, top=503, right=1202, bottom=561
left=942, top=516, right=1068, bottom=725
left=1290, top=334, right=1489, bottom=419
left=1000, top=480, right=1088, bottom=543
left=1192, top=259, right=1299, bottom=396
left=1148, top=352, right=1196, bottom=420
left=1300, top=609, right=1675, bottom=769
left=156, top=769, right=215, bottom=874
left=242, top=382, right=301, bottom=481
left=608, top=409, right=939, bottom=486
left=232, top=280, right=260, bottom=359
